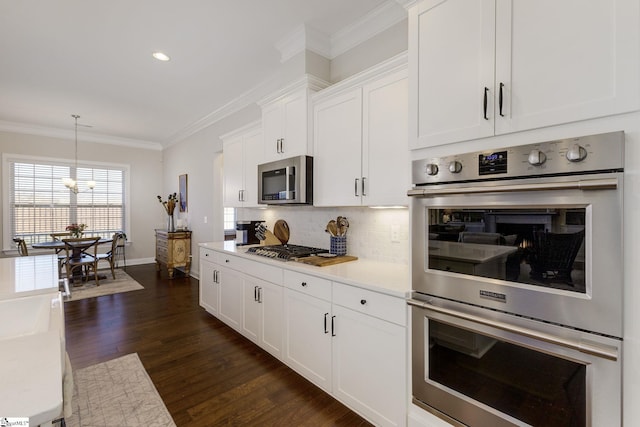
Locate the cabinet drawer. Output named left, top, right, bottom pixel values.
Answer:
left=156, top=238, right=168, bottom=249
left=238, top=258, right=282, bottom=285
left=156, top=246, right=168, bottom=262
left=284, top=270, right=332, bottom=301
left=200, top=247, right=219, bottom=263
left=333, top=282, right=406, bottom=326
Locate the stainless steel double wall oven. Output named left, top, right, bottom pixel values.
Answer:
left=408, top=132, right=624, bottom=426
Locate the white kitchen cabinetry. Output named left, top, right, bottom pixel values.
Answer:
left=283, top=271, right=333, bottom=392
left=313, top=56, right=409, bottom=207
left=217, top=264, right=244, bottom=332
left=242, top=275, right=284, bottom=359
left=331, top=282, right=407, bottom=427
left=260, top=76, right=328, bottom=163
left=199, top=248, right=219, bottom=316
left=409, top=0, right=640, bottom=148
left=284, top=270, right=407, bottom=427
left=222, top=121, right=264, bottom=208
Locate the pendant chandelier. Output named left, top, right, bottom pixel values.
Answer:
left=62, top=114, right=96, bottom=193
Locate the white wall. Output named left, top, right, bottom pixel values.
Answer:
left=0, top=130, right=163, bottom=261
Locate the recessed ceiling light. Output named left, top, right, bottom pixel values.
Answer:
left=152, top=52, right=170, bottom=61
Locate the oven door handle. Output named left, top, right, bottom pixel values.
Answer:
left=408, top=298, right=619, bottom=361
left=407, top=177, right=618, bottom=197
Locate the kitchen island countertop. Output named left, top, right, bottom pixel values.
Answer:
left=200, top=241, right=411, bottom=298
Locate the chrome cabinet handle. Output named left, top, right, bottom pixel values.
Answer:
left=362, top=177, right=366, bottom=196
left=355, top=178, right=360, bottom=197
left=324, top=313, right=329, bottom=334
left=254, top=285, right=258, bottom=302
left=257, top=287, right=262, bottom=303
left=483, top=87, right=489, bottom=120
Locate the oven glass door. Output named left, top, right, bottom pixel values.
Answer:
left=427, top=206, right=586, bottom=293
left=429, top=318, right=585, bottom=426
left=411, top=300, right=622, bottom=427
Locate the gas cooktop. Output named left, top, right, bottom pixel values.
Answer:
left=246, top=244, right=329, bottom=261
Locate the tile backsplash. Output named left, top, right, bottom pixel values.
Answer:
left=237, top=206, right=409, bottom=265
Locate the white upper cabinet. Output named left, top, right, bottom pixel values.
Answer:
left=409, top=0, right=640, bottom=149
left=222, top=122, right=264, bottom=208
left=313, top=56, right=409, bottom=207
left=260, top=76, right=329, bottom=163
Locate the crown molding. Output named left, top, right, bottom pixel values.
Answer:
left=0, top=120, right=162, bottom=150
left=276, top=25, right=332, bottom=63
left=329, top=0, right=408, bottom=58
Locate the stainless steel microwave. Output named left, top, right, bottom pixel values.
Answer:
left=257, top=155, right=313, bottom=205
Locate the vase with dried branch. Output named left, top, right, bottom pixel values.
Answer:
left=157, top=193, right=178, bottom=232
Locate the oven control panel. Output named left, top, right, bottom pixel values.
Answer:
left=412, top=131, right=624, bottom=186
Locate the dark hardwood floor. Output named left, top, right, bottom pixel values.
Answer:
left=64, top=263, right=373, bottom=426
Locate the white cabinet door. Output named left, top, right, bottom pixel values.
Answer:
left=242, top=276, right=284, bottom=359
left=242, top=277, right=261, bottom=344
left=362, top=69, right=409, bottom=206
left=332, top=304, right=407, bottom=427
left=199, top=258, right=219, bottom=316
left=313, top=88, right=363, bottom=207
left=259, top=280, right=284, bottom=358
left=222, top=136, right=244, bottom=207
left=284, top=288, right=333, bottom=392
left=241, top=127, right=263, bottom=208
left=409, top=0, right=640, bottom=149
left=218, top=266, right=244, bottom=332
left=494, top=0, right=640, bottom=135
left=409, top=0, right=495, bottom=149
left=222, top=123, right=264, bottom=208
left=263, top=88, right=310, bottom=162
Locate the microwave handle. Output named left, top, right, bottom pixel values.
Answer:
left=407, top=177, right=618, bottom=197
left=285, top=166, right=292, bottom=200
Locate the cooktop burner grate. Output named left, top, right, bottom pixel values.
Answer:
left=247, top=244, right=329, bottom=261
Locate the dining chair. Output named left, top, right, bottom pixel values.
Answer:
left=12, top=237, right=29, bottom=256
left=97, top=232, right=127, bottom=279
left=51, top=231, right=73, bottom=274
left=62, top=236, right=100, bottom=285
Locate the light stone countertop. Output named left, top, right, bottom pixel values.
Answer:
left=199, top=241, right=411, bottom=298
left=0, top=254, right=59, bottom=301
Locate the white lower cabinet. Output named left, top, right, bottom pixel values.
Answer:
left=217, top=265, right=244, bottom=331
left=242, top=276, right=284, bottom=359
left=200, top=248, right=407, bottom=427
left=199, top=250, right=219, bottom=316
left=284, top=270, right=407, bottom=427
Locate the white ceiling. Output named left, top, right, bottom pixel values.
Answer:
left=0, top=0, right=408, bottom=150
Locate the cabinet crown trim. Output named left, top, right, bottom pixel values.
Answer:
left=312, top=51, right=407, bottom=102
left=257, top=74, right=330, bottom=106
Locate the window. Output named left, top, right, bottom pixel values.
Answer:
left=4, top=154, right=128, bottom=248
left=223, top=207, right=236, bottom=231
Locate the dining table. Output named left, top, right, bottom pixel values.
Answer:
left=32, top=238, right=112, bottom=283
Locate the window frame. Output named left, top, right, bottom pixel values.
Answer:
left=2, top=153, right=131, bottom=252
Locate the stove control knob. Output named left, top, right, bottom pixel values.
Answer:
left=527, top=149, right=547, bottom=166
left=566, top=144, right=588, bottom=162
left=448, top=161, right=463, bottom=174
left=425, top=163, right=439, bottom=176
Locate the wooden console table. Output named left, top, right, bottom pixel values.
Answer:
left=155, top=229, right=191, bottom=279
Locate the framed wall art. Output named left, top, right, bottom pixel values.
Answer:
left=179, top=174, right=188, bottom=212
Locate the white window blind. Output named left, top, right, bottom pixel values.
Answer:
left=9, top=159, right=126, bottom=245
left=223, top=207, right=236, bottom=231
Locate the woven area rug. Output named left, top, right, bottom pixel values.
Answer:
left=66, top=353, right=176, bottom=427
left=67, top=269, right=144, bottom=301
